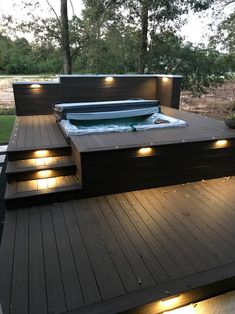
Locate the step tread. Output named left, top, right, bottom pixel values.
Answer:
left=6, top=156, right=74, bottom=173
left=5, top=175, right=81, bottom=199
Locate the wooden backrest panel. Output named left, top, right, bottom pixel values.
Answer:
left=13, top=75, right=182, bottom=116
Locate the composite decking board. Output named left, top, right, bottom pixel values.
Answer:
left=11, top=209, right=29, bottom=314
left=61, top=202, right=102, bottom=305
left=131, top=190, right=209, bottom=271
left=26, top=116, right=34, bottom=148
left=16, top=116, right=27, bottom=149
left=72, top=107, right=235, bottom=152
left=51, top=205, right=84, bottom=310
left=152, top=186, right=233, bottom=265
left=200, top=179, right=235, bottom=213
left=194, top=181, right=235, bottom=220
left=182, top=184, right=235, bottom=238
left=106, top=194, right=183, bottom=280
left=7, top=115, right=68, bottom=152
left=0, top=211, right=17, bottom=314
left=179, top=183, right=235, bottom=238
left=164, top=107, right=231, bottom=132
left=95, top=197, right=158, bottom=286
left=38, top=114, right=51, bottom=146
left=86, top=197, right=145, bottom=292
left=28, top=208, right=48, bottom=314
left=170, top=185, right=235, bottom=259
left=115, top=193, right=196, bottom=276
left=8, top=118, right=20, bottom=149
left=123, top=192, right=199, bottom=273
left=33, top=115, right=42, bottom=147
left=143, top=189, right=221, bottom=268
left=168, top=108, right=233, bottom=133
left=1, top=178, right=235, bottom=314
left=66, top=263, right=235, bottom=314
left=72, top=199, right=126, bottom=300
left=41, top=206, right=67, bottom=314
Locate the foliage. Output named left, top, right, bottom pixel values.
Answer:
left=210, top=12, right=235, bottom=54
left=0, top=34, right=62, bottom=74
left=0, top=0, right=234, bottom=96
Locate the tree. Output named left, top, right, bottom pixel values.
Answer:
left=122, top=0, right=215, bottom=73
left=210, top=12, right=235, bottom=54
left=61, top=0, right=72, bottom=73
left=2, top=0, right=79, bottom=74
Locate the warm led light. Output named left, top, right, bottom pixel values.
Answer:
left=161, top=295, right=181, bottom=308
left=34, top=150, right=49, bottom=158
left=31, top=84, right=41, bottom=88
left=47, top=178, right=57, bottom=188
left=105, top=76, right=114, bottom=82
left=35, top=158, right=46, bottom=166
left=215, top=140, right=228, bottom=147
left=37, top=170, right=52, bottom=178
left=138, top=147, right=152, bottom=156
left=35, top=157, right=53, bottom=166
left=37, top=179, right=48, bottom=190
left=162, top=77, right=169, bottom=83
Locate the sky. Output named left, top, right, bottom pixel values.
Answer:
left=0, top=0, right=232, bottom=45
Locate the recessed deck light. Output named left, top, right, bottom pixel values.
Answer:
left=161, top=294, right=181, bottom=308
left=34, top=150, right=49, bottom=158
left=31, top=84, right=41, bottom=88
left=37, top=179, right=48, bottom=190
left=37, top=170, right=52, bottom=178
left=162, top=77, right=169, bottom=83
left=105, top=76, right=114, bottom=82
left=138, top=147, right=152, bottom=156
left=215, top=139, right=228, bottom=147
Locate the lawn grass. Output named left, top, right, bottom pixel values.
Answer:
left=0, top=115, right=15, bottom=144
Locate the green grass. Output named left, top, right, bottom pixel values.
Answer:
left=0, top=115, right=15, bottom=144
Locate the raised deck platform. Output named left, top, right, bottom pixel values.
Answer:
left=4, top=108, right=235, bottom=208
left=1, top=177, right=235, bottom=314
left=71, top=106, right=235, bottom=195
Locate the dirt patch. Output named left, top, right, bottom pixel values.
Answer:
left=1, top=76, right=235, bottom=119
left=0, top=76, right=57, bottom=108
left=180, top=80, right=235, bottom=120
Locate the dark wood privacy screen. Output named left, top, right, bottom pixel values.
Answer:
left=13, top=75, right=182, bottom=116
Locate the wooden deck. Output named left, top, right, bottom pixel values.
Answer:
left=4, top=108, right=235, bottom=208
left=71, top=107, right=235, bottom=195
left=8, top=108, right=235, bottom=155
left=7, top=115, right=68, bottom=152
left=1, top=177, right=235, bottom=314
left=72, top=107, right=235, bottom=152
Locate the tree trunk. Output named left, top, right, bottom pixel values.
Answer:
left=61, top=0, right=72, bottom=74
left=139, top=0, right=149, bottom=73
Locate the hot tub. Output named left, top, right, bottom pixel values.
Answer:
left=54, top=99, right=187, bottom=136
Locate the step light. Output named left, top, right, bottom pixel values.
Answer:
left=34, top=157, right=53, bottom=166
left=138, top=147, right=152, bottom=156
left=105, top=76, right=114, bottom=83
left=37, top=170, right=53, bottom=178
left=34, top=150, right=49, bottom=158
left=161, top=294, right=181, bottom=308
left=215, top=139, right=228, bottom=147
left=37, top=179, right=48, bottom=190
left=30, top=84, right=41, bottom=88
left=162, top=77, right=169, bottom=83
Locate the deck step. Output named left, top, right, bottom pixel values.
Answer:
left=6, top=156, right=76, bottom=182
left=5, top=175, right=82, bottom=209
left=7, top=146, right=71, bottom=161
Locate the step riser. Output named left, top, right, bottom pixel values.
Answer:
left=5, top=188, right=82, bottom=209
left=6, top=165, right=76, bottom=182
left=7, top=147, right=71, bottom=161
